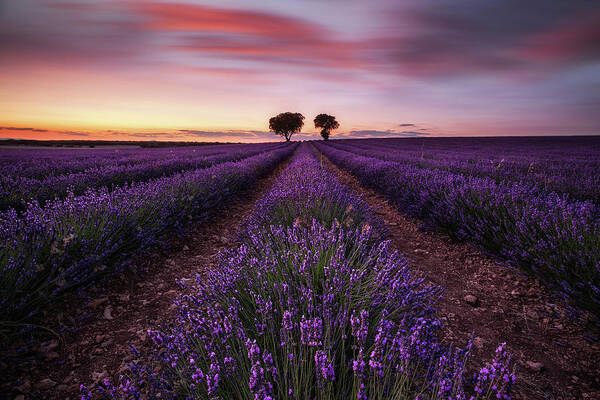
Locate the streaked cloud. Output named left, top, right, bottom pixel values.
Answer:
left=347, top=130, right=433, bottom=138
left=0, top=0, right=598, bottom=140
left=0, top=126, right=48, bottom=132
left=129, top=1, right=362, bottom=70
left=369, top=0, right=600, bottom=78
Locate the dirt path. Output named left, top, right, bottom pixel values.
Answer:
left=317, top=149, right=600, bottom=400
left=5, top=153, right=294, bottom=400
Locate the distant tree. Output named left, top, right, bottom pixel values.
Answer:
left=269, top=112, right=305, bottom=142
left=313, top=114, right=339, bottom=140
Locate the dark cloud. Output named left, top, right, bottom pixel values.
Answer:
left=178, top=130, right=271, bottom=138
left=120, top=132, right=178, bottom=139
left=398, top=123, right=415, bottom=127
left=178, top=130, right=254, bottom=138
left=178, top=129, right=320, bottom=141
left=5, top=0, right=598, bottom=80
left=0, top=126, right=48, bottom=132
left=0, top=127, right=89, bottom=137
left=61, top=131, right=90, bottom=137
left=347, top=130, right=432, bottom=138
left=107, top=129, right=287, bottom=141
left=371, top=0, right=600, bottom=77
left=0, top=1, right=148, bottom=66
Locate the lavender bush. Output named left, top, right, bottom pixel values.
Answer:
left=0, top=144, right=295, bottom=330
left=85, top=145, right=514, bottom=399
left=0, top=143, right=286, bottom=210
left=0, top=143, right=248, bottom=180
left=329, top=137, right=600, bottom=203
left=315, top=141, right=600, bottom=317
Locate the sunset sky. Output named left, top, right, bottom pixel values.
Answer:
left=1, top=0, right=599, bottom=142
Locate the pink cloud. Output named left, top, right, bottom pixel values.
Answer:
left=128, top=2, right=363, bottom=69
left=130, top=2, right=325, bottom=40
left=514, top=12, right=600, bottom=62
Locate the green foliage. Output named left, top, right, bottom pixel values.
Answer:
left=269, top=112, right=305, bottom=141
left=314, top=114, right=339, bottom=141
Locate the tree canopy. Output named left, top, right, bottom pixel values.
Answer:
left=269, top=112, right=305, bottom=142
left=313, top=114, right=339, bottom=140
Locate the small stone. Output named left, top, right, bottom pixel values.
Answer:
left=136, top=330, right=147, bottom=342
left=183, top=245, right=190, bottom=251
left=118, top=294, right=130, bottom=302
left=464, top=295, right=479, bottom=306
left=92, top=370, right=108, bottom=382
left=474, top=336, right=485, bottom=350
left=103, top=306, right=113, bottom=320
left=95, top=334, right=106, bottom=343
left=554, top=323, right=564, bottom=330
left=35, top=378, right=57, bottom=390
left=525, top=361, right=544, bottom=372
left=88, top=297, right=109, bottom=308
left=526, top=309, right=539, bottom=320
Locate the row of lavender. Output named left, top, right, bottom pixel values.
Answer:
left=0, top=143, right=296, bottom=329
left=0, top=143, right=286, bottom=210
left=85, top=143, right=514, bottom=399
left=315, top=140, right=600, bottom=317
left=329, top=137, right=600, bottom=203
left=0, top=143, right=243, bottom=179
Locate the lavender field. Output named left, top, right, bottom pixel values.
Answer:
left=2, top=138, right=599, bottom=399
left=315, top=137, right=600, bottom=317
left=0, top=143, right=295, bottom=326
